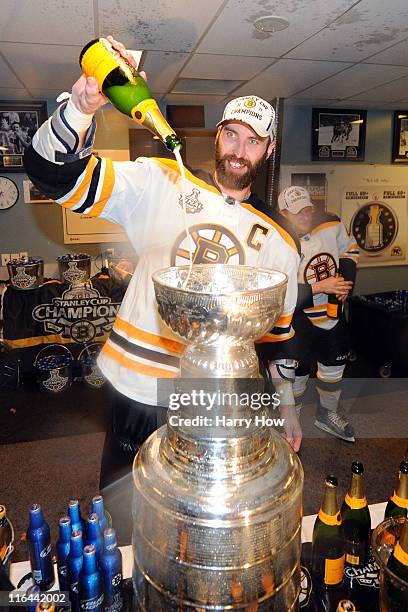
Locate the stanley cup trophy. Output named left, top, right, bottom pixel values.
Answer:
left=132, top=265, right=304, bottom=610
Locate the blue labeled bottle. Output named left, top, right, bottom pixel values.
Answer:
left=56, top=516, right=71, bottom=591
left=99, top=528, right=122, bottom=612
left=91, top=496, right=109, bottom=534
left=27, top=504, right=55, bottom=591
left=67, top=529, right=84, bottom=612
left=68, top=500, right=86, bottom=534
left=85, top=514, right=103, bottom=561
left=79, top=545, right=104, bottom=612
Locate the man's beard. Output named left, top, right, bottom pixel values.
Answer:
left=215, top=144, right=268, bottom=191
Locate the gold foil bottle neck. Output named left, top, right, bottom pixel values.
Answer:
left=322, top=476, right=340, bottom=516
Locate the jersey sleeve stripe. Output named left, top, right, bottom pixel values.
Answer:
left=110, top=330, right=180, bottom=367
left=86, top=158, right=115, bottom=217
left=114, top=315, right=185, bottom=354
left=56, top=155, right=99, bottom=208
left=275, top=313, right=293, bottom=327
left=257, top=329, right=295, bottom=343
left=75, top=157, right=102, bottom=213
left=102, top=341, right=178, bottom=378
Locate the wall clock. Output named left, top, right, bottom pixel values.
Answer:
left=0, top=176, right=19, bottom=210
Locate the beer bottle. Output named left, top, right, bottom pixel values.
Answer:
left=312, top=475, right=345, bottom=587
left=27, top=504, right=55, bottom=591
left=67, top=529, right=84, bottom=612
left=99, top=528, right=123, bottom=611
left=68, top=499, right=85, bottom=534
left=85, top=513, right=103, bottom=561
left=341, top=462, right=371, bottom=567
left=79, top=38, right=181, bottom=152
left=385, top=461, right=408, bottom=519
left=78, top=545, right=104, bottom=612
left=91, top=495, right=109, bottom=534
left=327, top=275, right=342, bottom=319
left=56, top=516, right=71, bottom=591
left=385, top=519, right=408, bottom=609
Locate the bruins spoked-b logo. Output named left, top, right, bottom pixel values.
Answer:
left=351, top=202, right=398, bottom=253
left=304, top=252, right=337, bottom=284
left=171, top=224, right=245, bottom=266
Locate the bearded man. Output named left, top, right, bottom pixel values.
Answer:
left=24, top=36, right=301, bottom=539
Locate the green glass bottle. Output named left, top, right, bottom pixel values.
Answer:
left=341, top=462, right=371, bottom=567
left=385, top=519, right=408, bottom=610
left=385, top=461, right=408, bottom=519
left=79, top=38, right=181, bottom=152
left=312, top=475, right=345, bottom=588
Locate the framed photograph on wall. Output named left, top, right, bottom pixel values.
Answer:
left=312, top=108, right=367, bottom=162
left=391, top=111, right=408, bottom=163
left=23, top=179, right=53, bottom=204
left=0, top=101, right=47, bottom=172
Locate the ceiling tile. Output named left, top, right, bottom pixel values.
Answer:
left=173, top=78, right=242, bottom=95
left=0, top=88, right=32, bottom=100
left=296, top=64, right=408, bottom=99
left=0, top=43, right=83, bottom=91
left=0, top=0, right=94, bottom=45
left=231, top=59, right=351, bottom=99
left=286, top=98, right=338, bottom=107
left=0, top=53, right=23, bottom=88
left=328, top=100, right=394, bottom=109
left=347, top=75, right=408, bottom=102
left=197, top=0, right=357, bottom=57
left=180, top=54, right=273, bottom=80
left=364, top=39, right=408, bottom=66
left=163, top=93, right=225, bottom=104
left=287, top=0, right=408, bottom=62
left=99, top=0, right=225, bottom=52
left=140, top=51, right=189, bottom=93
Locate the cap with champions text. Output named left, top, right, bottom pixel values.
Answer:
left=278, top=186, right=313, bottom=214
left=217, top=96, right=275, bottom=139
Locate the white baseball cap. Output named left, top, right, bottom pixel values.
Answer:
left=278, top=186, right=313, bottom=214
left=217, top=96, right=275, bottom=139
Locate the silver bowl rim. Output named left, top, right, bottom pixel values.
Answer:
left=152, top=264, right=288, bottom=297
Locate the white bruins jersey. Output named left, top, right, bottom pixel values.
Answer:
left=27, top=104, right=300, bottom=404
left=299, top=214, right=359, bottom=330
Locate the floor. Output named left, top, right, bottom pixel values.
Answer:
left=0, top=358, right=407, bottom=563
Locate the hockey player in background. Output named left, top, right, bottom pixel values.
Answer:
left=278, top=186, right=359, bottom=442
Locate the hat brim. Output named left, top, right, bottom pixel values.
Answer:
left=216, top=118, right=270, bottom=138
left=285, top=201, right=313, bottom=214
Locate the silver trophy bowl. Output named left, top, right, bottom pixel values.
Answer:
left=153, top=264, right=287, bottom=378
left=132, top=264, right=304, bottom=611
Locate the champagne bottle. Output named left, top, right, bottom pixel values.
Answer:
left=341, top=462, right=371, bottom=567
left=385, top=519, right=408, bottom=610
left=385, top=461, right=408, bottom=519
left=312, top=475, right=345, bottom=587
left=79, top=38, right=181, bottom=152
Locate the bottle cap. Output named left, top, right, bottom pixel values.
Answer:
left=400, top=461, right=408, bottom=474
left=351, top=462, right=364, bottom=474
left=326, top=475, right=338, bottom=487
left=83, top=544, right=96, bottom=557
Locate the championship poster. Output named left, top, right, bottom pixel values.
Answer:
left=341, top=186, right=408, bottom=266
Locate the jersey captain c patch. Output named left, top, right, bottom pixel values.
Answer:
left=171, top=224, right=245, bottom=266
left=304, top=252, right=337, bottom=284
